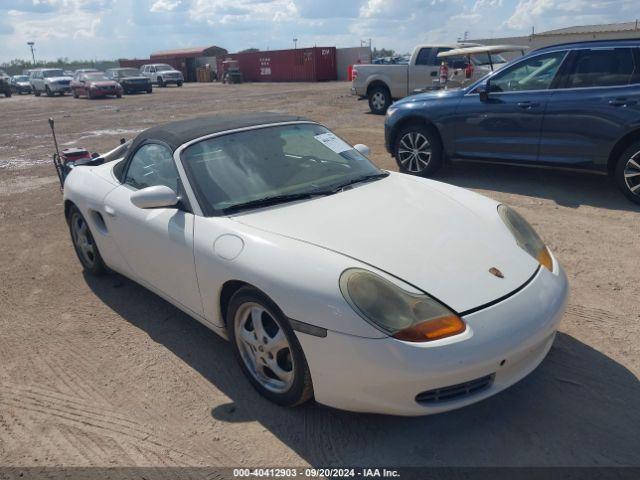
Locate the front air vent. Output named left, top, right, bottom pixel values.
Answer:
left=416, top=374, right=495, bottom=404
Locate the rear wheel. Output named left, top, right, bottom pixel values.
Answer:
left=158, top=77, right=165, bottom=87
left=73, top=89, right=79, bottom=98
left=228, top=287, right=313, bottom=407
left=615, top=141, right=640, bottom=205
left=68, top=206, right=107, bottom=275
left=46, top=86, right=53, bottom=97
left=146, top=86, right=153, bottom=94
left=177, top=81, right=183, bottom=87
left=394, top=125, right=444, bottom=177
left=368, top=85, right=391, bottom=115
left=34, top=88, right=41, bottom=97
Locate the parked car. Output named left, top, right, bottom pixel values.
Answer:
left=0, top=70, right=11, bottom=97
left=30, top=68, right=73, bottom=96
left=384, top=39, right=640, bottom=204
left=105, top=68, right=152, bottom=94
left=140, top=63, right=183, bottom=87
left=10, top=75, right=32, bottom=94
left=71, top=72, right=122, bottom=99
left=74, top=68, right=99, bottom=76
left=61, top=112, right=568, bottom=415
left=352, top=43, right=508, bottom=114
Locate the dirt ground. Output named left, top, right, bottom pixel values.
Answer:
left=0, top=82, right=638, bottom=469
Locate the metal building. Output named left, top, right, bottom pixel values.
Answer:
left=470, top=21, right=640, bottom=60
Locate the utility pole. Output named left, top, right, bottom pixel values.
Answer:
left=293, top=37, right=298, bottom=49
left=27, top=42, right=36, bottom=65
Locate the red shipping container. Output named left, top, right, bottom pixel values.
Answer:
left=218, top=47, right=337, bottom=82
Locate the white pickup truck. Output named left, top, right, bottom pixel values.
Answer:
left=351, top=43, right=509, bottom=114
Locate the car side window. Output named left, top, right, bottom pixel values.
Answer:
left=489, top=50, right=567, bottom=92
left=415, top=48, right=432, bottom=66
left=564, top=48, right=637, bottom=89
left=125, top=144, right=179, bottom=191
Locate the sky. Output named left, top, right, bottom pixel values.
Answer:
left=0, top=0, right=637, bottom=62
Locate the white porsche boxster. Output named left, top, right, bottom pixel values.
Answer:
left=63, top=113, right=568, bottom=416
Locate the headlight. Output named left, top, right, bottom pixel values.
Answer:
left=498, top=204, right=552, bottom=270
left=339, top=269, right=466, bottom=342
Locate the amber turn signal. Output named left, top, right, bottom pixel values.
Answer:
left=393, top=315, right=466, bottom=342
left=537, top=247, right=553, bottom=271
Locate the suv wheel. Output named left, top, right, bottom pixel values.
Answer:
left=46, top=86, right=53, bottom=97
left=394, top=125, right=444, bottom=177
left=615, top=141, right=640, bottom=205
left=158, top=77, right=165, bottom=87
left=368, top=85, right=391, bottom=115
left=177, top=81, right=183, bottom=87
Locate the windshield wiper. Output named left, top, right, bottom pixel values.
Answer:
left=325, top=171, right=389, bottom=193
left=223, top=192, right=327, bottom=214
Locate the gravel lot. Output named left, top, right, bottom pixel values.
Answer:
left=0, top=82, right=639, bottom=468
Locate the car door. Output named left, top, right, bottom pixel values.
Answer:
left=408, top=48, right=438, bottom=93
left=539, top=46, right=640, bottom=169
left=452, top=50, right=569, bottom=162
left=103, top=143, right=204, bottom=315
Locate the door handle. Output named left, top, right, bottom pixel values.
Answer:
left=517, top=101, right=540, bottom=109
left=104, top=205, right=116, bottom=217
left=609, top=98, right=637, bottom=107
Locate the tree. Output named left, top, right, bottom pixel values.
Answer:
left=372, top=47, right=395, bottom=59
left=239, top=48, right=260, bottom=53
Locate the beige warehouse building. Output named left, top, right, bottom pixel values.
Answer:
left=471, top=20, right=640, bottom=59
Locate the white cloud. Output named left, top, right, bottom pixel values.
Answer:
left=150, top=0, right=184, bottom=12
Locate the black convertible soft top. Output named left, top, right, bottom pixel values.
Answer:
left=130, top=112, right=310, bottom=151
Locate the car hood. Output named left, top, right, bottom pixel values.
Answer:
left=89, top=81, right=118, bottom=87
left=231, top=172, right=539, bottom=313
left=120, top=76, right=148, bottom=81
left=46, top=76, right=72, bottom=82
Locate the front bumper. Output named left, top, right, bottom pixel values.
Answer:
left=122, top=82, right=150, bottom=92
left=48, top=83, right=71, bottom=93
left=296, top=261, right=569, bottom=416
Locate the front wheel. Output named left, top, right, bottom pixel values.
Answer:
left=34, top=89, right=41, bottom=97
left=46, top=86, right=53, bottom=97
left=158, top=77, right=165, bottom=87
left=394, top=125, right=444, bottom=177
left=614, top=141, right=640, bottom=205
left=177, top=81, right=183, bottom=87
left=228, top=287, right=313, bottom=407
left=68, top=206, right=107, bottom=275
left=368, top=85, right=391, bottom=115
left=146, top=87, right=153, bottom=94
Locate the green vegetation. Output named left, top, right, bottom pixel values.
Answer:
left=0, top=58, right=119, bottom=75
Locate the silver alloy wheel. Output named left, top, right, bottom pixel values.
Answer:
left=623, top=151, right=640, bottom=195
left=71, top=213, right=96, bottom=267
left=234, top=302, right=295, bottom=393
left=398, top=132, right=432, bottom=173
left=371, top=91, right=386, bottom=111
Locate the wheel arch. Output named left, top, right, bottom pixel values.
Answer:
left=389, top=116, right=444, bottom=158
left=366, top=80, right=390, bottom=98
left=64, top=199, right=77, bottom=222
left=608, top=128, right=640, bottom=174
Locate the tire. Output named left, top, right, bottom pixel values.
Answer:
left=368, top=85, right=391, bottom=115
left=116, top=92, right=122, bottom=98
left=227, top=286, right=313, bottom=407
left=146, top=87, right=153, bottom=94
left=177, top=81, right=183, bottom=87
left=4, top=89, right=11, bottom=98
left=46, top=86, right=53, bottom=97
left=68, top=206, right=107, bottom=275
left=73, top=89, right=79, bottom=99
left=34, top=89, right=41, bottom=97
left=614, top=141, right=640, bottom=205
left=158, top=77, right=165, bottom=88
left=394, top=124, right=444, bottom=177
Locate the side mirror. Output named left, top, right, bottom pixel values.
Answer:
left=354, top=144, right=370, bottom=157
left=477, top=82, right=490, bottom=102
left=130, top=185, right=179, bottom=209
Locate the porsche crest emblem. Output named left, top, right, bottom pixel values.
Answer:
left=489, top=267, right=504, bottom=279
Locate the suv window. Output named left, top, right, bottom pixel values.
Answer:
left=415, top=48, right=432, bottom=66
left=489, top=50, right=566, bottom=92
left=125, top=144, right=178, bottom=191
left=565, top=48, right=637, bottom=88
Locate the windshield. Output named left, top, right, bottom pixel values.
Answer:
left=85, top=73, right=110, bottom=81
left=119, top=69, right=140, bottom=77
left=472, top=53, right=507, bottom=66
left=155, top=64, right=173, bottom=72
left=43, top=69, right=64, bottom=78
left=14, top=76, right=29, bottom=82
left=182, top=123, right=382, bottom=215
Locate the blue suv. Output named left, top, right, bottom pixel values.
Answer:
left=384, top=40, right=640, bottom=204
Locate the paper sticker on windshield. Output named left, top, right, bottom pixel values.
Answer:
left=314, top=133, right=352, bottom=153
